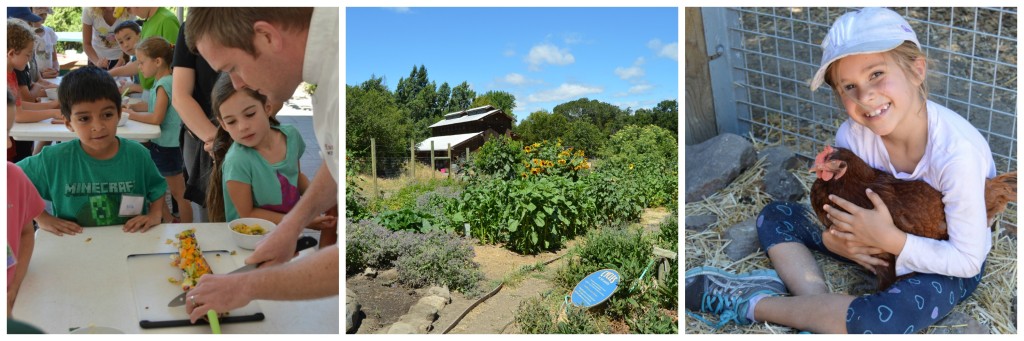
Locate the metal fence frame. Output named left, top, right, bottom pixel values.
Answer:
left=703, top=7, right=1017, bottom=175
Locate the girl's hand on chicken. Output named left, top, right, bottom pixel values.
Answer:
left=824, top=188, right=908, bottom=256
left=822, top=226, right=887, bottom=273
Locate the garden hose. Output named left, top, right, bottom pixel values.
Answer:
left=628, top=258, right=659, bottom=293
left=441, top=253, right=566, bottom=334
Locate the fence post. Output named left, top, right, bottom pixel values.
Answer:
left=447, top=143, right=452, bottom=179
left=701, top=7, right=747, bottom=137
left=410, top=140, right=415, bottom=180
left=430, top=141, right=435, bottom=181
left=371, top=138, right=378, bottom=199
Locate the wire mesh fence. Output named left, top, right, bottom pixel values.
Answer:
left=703, top=7, right=1017, bottom=226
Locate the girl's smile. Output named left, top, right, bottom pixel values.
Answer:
left=833, top=53, right=926, bottom=138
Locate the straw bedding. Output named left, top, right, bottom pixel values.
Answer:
left=684, top=141, right=1017, bottom=334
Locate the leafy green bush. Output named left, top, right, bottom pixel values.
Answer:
left=581, top=169, right=645, bottom=224
left=470, top=135, right=526, bottom=180
left=600, top=124, right=677, bottom=165
left=589, top=124, right=678, bottom=210
left=454, top=175, right=596, bottom=254
left=374, top=207, right=437, bottom=232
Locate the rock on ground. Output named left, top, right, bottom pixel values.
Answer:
left=346, top=288, right=361, bottom=334
left=685, top=214, right=718, bottom=232
left=685, top=133, right=755, bottom=203
left=723, top=217, right=761, bottom=261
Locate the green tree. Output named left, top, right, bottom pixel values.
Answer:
left=346, top=85, right=413, bottom=159
left=632, top=100, right=677, bottom=135
left=553, top=98, right=629, bottom=134
left=472, top=90, right=517, bottom=118
left=563, top=121, right=605, bottom=155
left=436, top=82, right=452, bottom=114
left=449, top=81, right=476, bottom=112
left=514, top=110, right=569, bottom=144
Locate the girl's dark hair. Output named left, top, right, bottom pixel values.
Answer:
left=135, top=36, right=175, bottom=68
left=113, top=20, right=140, bottom=35
left=205, top=73, right=281, bottom=222
left=58, top=66, right=121, bottom=120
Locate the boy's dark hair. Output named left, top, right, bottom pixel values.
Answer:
left=57, top=66, right=121, bottom=120
left=7, top=88, right=15, bottom=106
left=113, top=20, right=141, bottom=35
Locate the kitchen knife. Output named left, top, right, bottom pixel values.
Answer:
left=167, top=236, right=318, bottom=307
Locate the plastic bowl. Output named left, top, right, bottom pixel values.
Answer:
left=45, top=88, right=58, bottom=100
left=228, top=218, right=276, bottom=250
left=118, top=112, right=129, bottom=126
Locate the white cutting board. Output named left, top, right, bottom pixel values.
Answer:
left=126, top=250, right=264, bottom=328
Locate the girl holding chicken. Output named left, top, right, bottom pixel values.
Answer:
left=685, top=7, right=997, bottom=333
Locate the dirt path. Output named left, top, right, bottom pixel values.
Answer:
left=435, top=246, right=570, bottom=334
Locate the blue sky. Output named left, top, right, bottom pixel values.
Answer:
left=346, top=7, right=678, bottom=121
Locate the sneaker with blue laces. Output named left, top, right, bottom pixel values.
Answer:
left=685, top=266, right=788, bottom=329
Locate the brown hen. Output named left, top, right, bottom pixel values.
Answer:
left=808, top=145, right=1016, bottom=291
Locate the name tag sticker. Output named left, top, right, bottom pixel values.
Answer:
left=119, top=194, right=144, bottom=217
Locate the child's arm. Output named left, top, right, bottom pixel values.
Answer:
left=226, top=180, right=286, bottom=224
left=34, top=211, right=83, bottom=237
left=127, top=86, right=168, bottom=125
left=13, top=105, right=62, bottom=123
left=19, top=100, right=59, bottom=111
left=123, top=196, right=165, bottom=233
left=107, top=60, right=139, bottom=77
left=7, top=219, right=36, bottom=312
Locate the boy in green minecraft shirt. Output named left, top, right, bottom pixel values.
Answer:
left=17, top=66, right=167, bottom=235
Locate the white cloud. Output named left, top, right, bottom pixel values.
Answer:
left=615, top=57, right=646, bottom=80
left=525, top=43, right=575, bottom=71
left=504, top=49, right=516, bottom=57
left=504, top=73, right=527, bottom=85
left=386, top=7, right=412, bottom=13
left=629, top=84, right=654, bottom=94
left=528, top=83, right=603, bottom=102
left=648, top=39, right=679, bottom=61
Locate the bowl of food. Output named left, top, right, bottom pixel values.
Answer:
left=45, top=88, right=58, bottom=100
left=228, top=217, right=275, bottom=250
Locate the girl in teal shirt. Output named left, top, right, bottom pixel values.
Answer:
left=206, top=74, right=335, bottom=230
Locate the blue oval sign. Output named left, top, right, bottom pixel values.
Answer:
left=570, top=269, right=620, bottom=308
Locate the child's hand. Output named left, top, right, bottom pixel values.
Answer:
left=306, top=215, right=337, bottom=231
left=124, top=213, right=161, bottom=233
left=36, top=214, right=83, bottom=236
left=822, top=227, right=887, bottom=273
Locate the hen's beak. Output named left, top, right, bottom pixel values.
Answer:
left=808, top=164, right=821, bottom=173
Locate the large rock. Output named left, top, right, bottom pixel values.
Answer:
left=723, top=217, right=761, bottom=261
left=685, top=133, right=756, bottom=203
left=346, top=288, right=361, bottom=334
left=763, top=168, right=806, bottom=202
left=758, top=146, right=802, bottom=172
left=428, top=286, right=451, bottom=304
left=931, top=311, right=989, bottom=334
left=685, top=214, right=718, bottom=231
left=418, top=295, right=448, bottom=312
left=388, top=322, right=417, bottom=334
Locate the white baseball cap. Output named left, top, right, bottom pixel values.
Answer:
left=810, top=7, right=921, bottom=91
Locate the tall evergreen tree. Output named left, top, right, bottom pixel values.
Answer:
left=449, top=81, right=476, bottom=112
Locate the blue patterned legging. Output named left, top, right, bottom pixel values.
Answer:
left=755, top=201, right=985, bottom=334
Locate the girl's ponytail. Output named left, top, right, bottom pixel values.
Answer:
left=205, top=126, right=233, bottom=222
